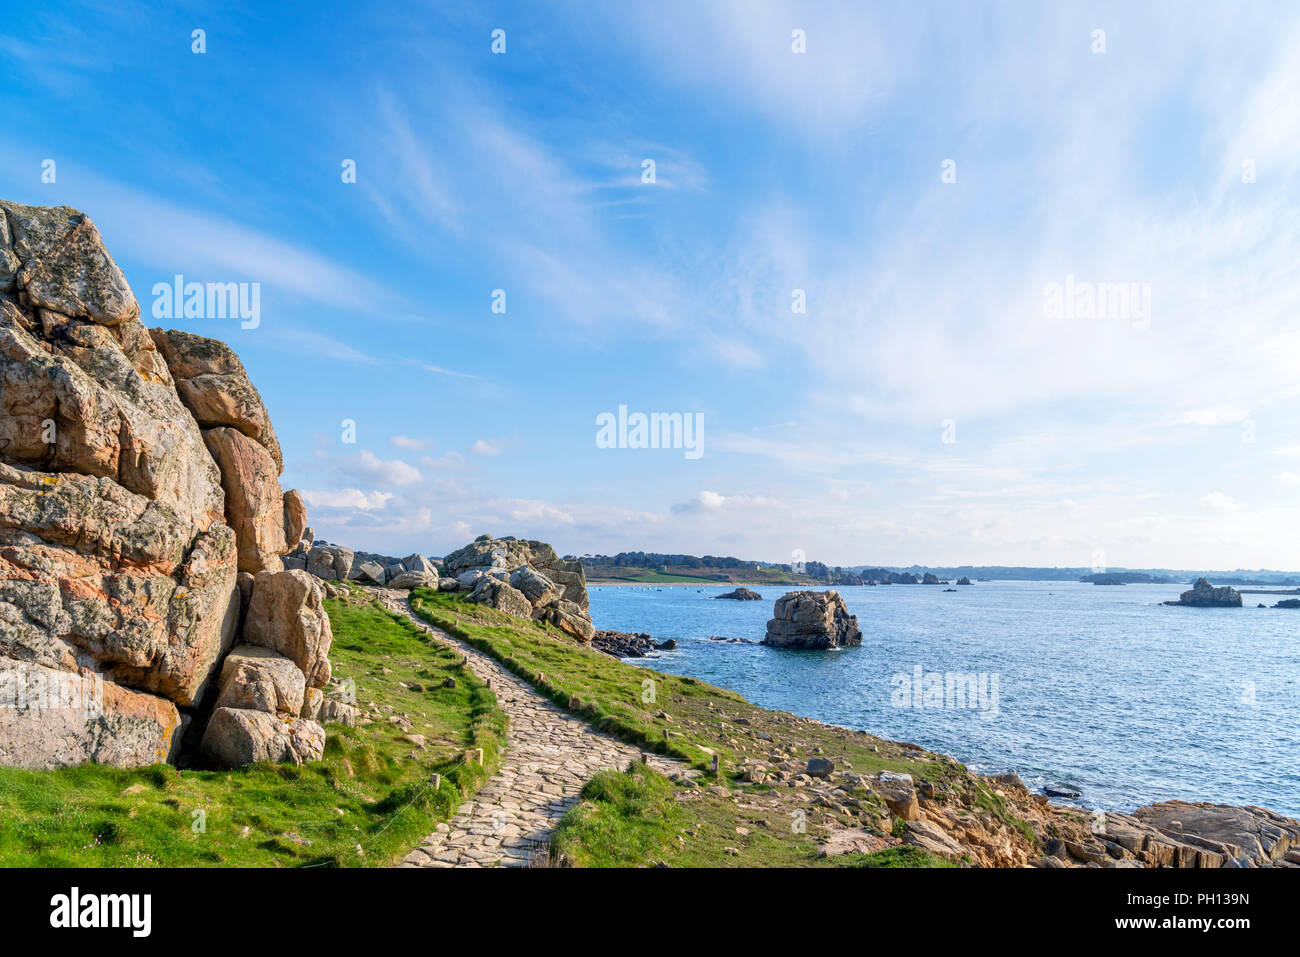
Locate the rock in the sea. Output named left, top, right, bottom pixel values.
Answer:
left=1272, top=599, right=1300, bottom=609
left=762, top=590, right=862, bottom=649
left=239, top=570, right=333, bottom=689
left=1164, top=578, right=1242, bottom=607
left=201, top=706, right=325, bottom=768
left=592, top=630, right=659, bottom=658
left=921, top=573, right=941, bottom=584
left=713, top=587, right=762, bottom=600
left=956, top=577, right=973, bottom=585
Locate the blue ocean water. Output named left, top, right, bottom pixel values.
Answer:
left=588, top=581, right=1300, bottom=816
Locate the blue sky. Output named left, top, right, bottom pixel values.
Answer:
left=3, top=1, right=1299, bottom=568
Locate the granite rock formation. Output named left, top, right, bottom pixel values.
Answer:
left=0, top=199, right=330, bottom=769
left=762, top=590, right=863, bottom=649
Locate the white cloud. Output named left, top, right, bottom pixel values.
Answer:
left=300, top=489, right=394, bottom=510
left=470, top=439, right=500, bottom=456
left=1199, top=492, right=1240, bottom=512
left=390, top=435, right=430, bottom=451
left=334, top=450, right=422, bottom=488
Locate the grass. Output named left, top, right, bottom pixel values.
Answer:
left=409, top=587, right=986, bottom=867
left=838, top=846, right=958, bottom=868
left=0, top=594, right=506, bottom=867
left=551, top=763, right=686, bottom=867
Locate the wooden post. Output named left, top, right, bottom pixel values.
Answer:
left=429, top=773, right=441, bottom=789
left=711, top=754, right=720, bottom=775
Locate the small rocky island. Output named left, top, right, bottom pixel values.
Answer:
left=1164, top=578, right=1243, bottom=607
left=762, top=590, right=862, bottom=649
left=591, top=630, right=676, bottom=658
left=713, top=587, right=762, bottom=601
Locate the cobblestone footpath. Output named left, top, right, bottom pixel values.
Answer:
left=374, top=590, right=688, bottom=868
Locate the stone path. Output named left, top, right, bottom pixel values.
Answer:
left=374, top=590, right=688, bottom=868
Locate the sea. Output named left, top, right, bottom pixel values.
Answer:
left=588, top=580, right=1300, bottom=816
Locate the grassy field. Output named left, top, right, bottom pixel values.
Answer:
left=0, top=594, right=506, bottom=867
left=409, top=587, right=982, bottom=866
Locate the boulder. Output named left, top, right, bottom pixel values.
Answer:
left=1, top=200, right=137, bottom=325
left=241, top=570, right=333, bottom=688
left=404, top=553, right=438, bottom=575
left=875, top=771, right=920, bottom=820
left=713, top=587, right=762, bottom=600
left=385, top=571, right=438, bottom=590
left=203, top=426, right=287, bottom=573
left=148, top=328, right=284, bottom=470
left=200, top=707, right=325, bottom=768
left=510, top=565, right=560, bottom=606
left=762, top=590, right=862, bottom=649
left=306, top=543, right=354, bottom=581
left=442, top=534, right=553, bottom=578
left=356, top=560, right=387, bottom=585
left=467, top=577, right=534, bottom=619
left=805, top=757, right=835, bottom=778
left=437, top=577, right=460, bottom=592
left=299, top=686, right=323, bottom=721
left=0, top=658, right=183, bottom=769
left=1164, top=578, right=1242, bottom=607
left=282, top=490, right=308, bottom=550
left=214, top=644, right=306, bottom=716
left=544, top=600, right=596, bottom=642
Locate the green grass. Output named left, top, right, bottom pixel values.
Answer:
left=408, top=587, right=1006, bottom=867
left=838, top=846, right=957, bottom=868
left=551, top=763, right=687, bottom=867
left=0, top=595, right=506, bottom=867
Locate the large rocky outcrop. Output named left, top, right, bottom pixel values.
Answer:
left=1164, top=577, right=1242, bottom=607
left=0, top=199, right=330, bottom=770
left=762, top=590, right=862, bottom=649
left=441, top=534, right=594, bottom=640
